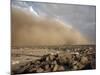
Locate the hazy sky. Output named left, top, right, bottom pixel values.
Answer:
left=12, top=1, right=96, bottom=44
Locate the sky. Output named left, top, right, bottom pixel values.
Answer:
left=11, top=1, right=96, bottom=44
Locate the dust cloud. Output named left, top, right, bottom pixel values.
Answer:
left=11, top=6, right=89, bottom=47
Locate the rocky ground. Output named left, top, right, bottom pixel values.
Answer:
left=11, top=45, right=96, bottom=75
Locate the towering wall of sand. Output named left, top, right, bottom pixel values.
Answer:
left=11, top=6, right=89, bottom=47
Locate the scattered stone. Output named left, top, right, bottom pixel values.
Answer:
left=12, top=45, right=96, bottom=74
left=80, top=56, right=88, bottom=65
left=46, top=56, right=49, bottom=61
left=77, top=63, right=84, bottom=69
left=73, top=66, right=78, bottom=70
left=16, top=63, right=30, bottom=73
left=52, top=60, right=57, bottom=65
left=36, top=68, right=44, bottom=72
left=29, top=67, right=36, bottom=72
left=49, top=54, right=55, bottom=61
left=53, top=64, right=59, bottom=71
left=45, top=65, right=49, bottom=70
left=58, top=65, right=65, bottom=71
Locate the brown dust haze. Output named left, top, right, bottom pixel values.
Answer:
left=11, top=6, right=89, bottom=47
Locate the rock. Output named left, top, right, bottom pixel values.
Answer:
left=44, top=68, right=51, bottom=72
left=73, top=61, right=78, bottom=65
left=77, top=63, right=84, bottom=69
left=36, top=68, right=44, bottom=73
left=91, top=61, right=96, bottom=69
left=16, top=63, right=30, bottom=73
left=49, top=54, right=55, bottom=61
left=41, top=61, right=46, bottom=66
left=58, top=65, right=65, bottom=71
left=58, top=56, right=68, bottom=65
left=46, top=56, right=49, bottom=61
left=35, top=60, right=40, bottom=65
left=55, top=54, right=58, bottom=58
left=80, top=56, right=88, bottom=65
left=73, top=66, right=78, bottom=70
left=52, top=60, right=57, bottom=65
left=81, top=63, right=92, bottom=69
left=53, top=64, right=59, bottom=71
left=50, top=64, right=54, bottom=69
left=29, top=67, right=36, bottom=72
left=40, top=55, right=47, bottom=62
left=45, top=65, right=49, bottom=70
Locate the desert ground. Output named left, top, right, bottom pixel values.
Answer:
left=11, top=45, right=96, bottom=74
